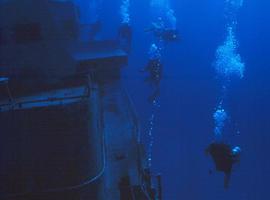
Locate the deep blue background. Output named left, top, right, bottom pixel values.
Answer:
left=101, top=0, right=270, bottom=199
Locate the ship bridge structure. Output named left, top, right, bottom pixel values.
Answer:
left=0, top=1, right=160, bottom=199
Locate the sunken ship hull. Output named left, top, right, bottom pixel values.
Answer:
left=0, top=1, right=159, bottom=199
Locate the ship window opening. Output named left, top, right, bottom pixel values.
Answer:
left=14, top=23, right=42, bottom=44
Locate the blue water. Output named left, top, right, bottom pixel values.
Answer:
left=100, top=0, right=270, bottom=199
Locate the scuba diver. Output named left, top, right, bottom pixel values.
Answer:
left=206, top=142, right=241, bottom=188
left=141, top=43, right=163, bottom=104
left=145, top=17, right=179, bottom=42
left=142, top=55, right=162, bottom=104
left=118, top=23, right=132, bottom=53
left=145, top=58, right=162, bottom=84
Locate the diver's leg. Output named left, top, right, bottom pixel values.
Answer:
left=148, top=87, right=160, bottom=104
left=224, top=172, right=231, bottom=189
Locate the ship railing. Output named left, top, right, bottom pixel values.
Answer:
left=122, top=88, right=163, bottom=200
left=122, top=89, right=161, bottom=200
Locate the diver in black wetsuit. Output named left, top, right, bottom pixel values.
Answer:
left=118, top=23, right=132, bottom=53
left=141, top=42, right=163, bottom=104
left=142, top=57, right=163, bottom=104
left=145, top=58, right=163, bottom=84
left=206, top=143, right=241, bottom=188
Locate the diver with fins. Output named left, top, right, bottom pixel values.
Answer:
left=206, top=142, right=241, bottom=188
left=141, top=57, right=162, bottom=104
left=141, top=44, right=163, bottom=104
